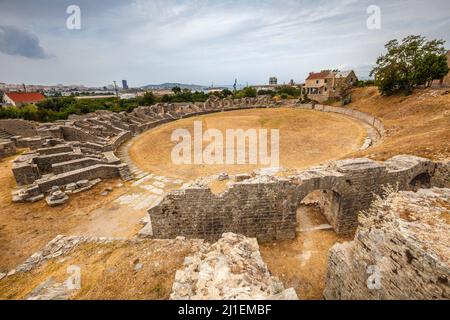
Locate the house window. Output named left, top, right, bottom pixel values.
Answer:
left=324, top=79, right=327, bottom=83
left=316, top=80, right=319, bottom=84
left=324, top=87, right=327, bottom=92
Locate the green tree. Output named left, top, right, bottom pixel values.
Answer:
left=139, top=92, right=156, bottom=106
left=172, top=86, right=182, bottom=94
left=236, top=87, right=257, bottom=98
left=221, top=88, right=233, bottom=97
left=370, top=35, right=449, bottom=95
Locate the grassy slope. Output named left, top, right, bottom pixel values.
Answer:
left=339, top=86, right=450, bottom=161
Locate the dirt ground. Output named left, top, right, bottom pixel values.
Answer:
left=0, top=239, right=200, bottom=300
left=129, top=108, right=366, bottom=181
left=0, top=155, right=180, bottom=272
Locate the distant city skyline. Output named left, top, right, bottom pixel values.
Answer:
left=0, top=0, right=449, bottom=87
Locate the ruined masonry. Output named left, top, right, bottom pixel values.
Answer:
left=171, top=232, right=298, bottom=300
left=148, top=155, right=449, bottom=240
left=0, top=96, right=276, bottom=203
left=324, top=188, right=450, bottom=300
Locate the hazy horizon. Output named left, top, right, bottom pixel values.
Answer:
left=0, top=0, right=449, bottom=87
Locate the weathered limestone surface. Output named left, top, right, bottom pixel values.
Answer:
left=170, top=233, right=298, bottom=300
left=323, top=188, right=450, bottom=300
left=149, top=155, right=448, bottom=241
left=296, top=103, right=385, bottom=137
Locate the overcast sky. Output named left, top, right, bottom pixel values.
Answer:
left=0, top=0, right=449, bottom=87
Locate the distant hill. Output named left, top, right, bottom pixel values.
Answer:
left=141, top=83, right=206, bottom=91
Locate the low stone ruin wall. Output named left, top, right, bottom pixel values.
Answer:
left=148, top=156, right=449, bottom=242
left=323, top=188, right=450, bottom=300
left=171, top=232, right=298, bottom=300
left=35, top=164, right=126, bottom=193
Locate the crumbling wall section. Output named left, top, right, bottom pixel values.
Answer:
left=323, top=188, right=450, bottom=300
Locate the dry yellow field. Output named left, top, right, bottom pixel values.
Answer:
left=129, top=108, right=366, bottom=180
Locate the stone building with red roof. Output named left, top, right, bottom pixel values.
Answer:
left=304, top=70, right=357, bottom=102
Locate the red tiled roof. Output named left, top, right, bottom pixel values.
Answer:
left=5, top=92, right=46, bottom=104
left=306, top=71, right=332, bottom=81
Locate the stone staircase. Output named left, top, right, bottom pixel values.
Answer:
left=115, top=140, right=149, bottom=180
left=0, top=129, right=14, bottom=140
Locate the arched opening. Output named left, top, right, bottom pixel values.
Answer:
left=297, top=189, right=342, bottom=233
left=409, top=172, right=431, bottom=191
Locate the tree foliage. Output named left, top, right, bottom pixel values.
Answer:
left=370, top=35, right=449, bottom=95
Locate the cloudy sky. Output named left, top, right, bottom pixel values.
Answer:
left=0, top=0, right=449, bottom=87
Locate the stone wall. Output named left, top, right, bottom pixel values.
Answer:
left=296, top=104, right=385, bottom=136
left=0, top=119, right=38, bottom=137
left=323, top=188, right=450, bottom=300
left=148, top=156, right=448, bottom=242
left=36, top=164, right=126, bottom=192
left=171, top=233, right=298, bottom=300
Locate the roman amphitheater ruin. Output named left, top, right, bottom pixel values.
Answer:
left=0, top=95, right=448, bottom=300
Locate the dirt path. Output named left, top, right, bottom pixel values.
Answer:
left=0, top=154, right=184, bottom=271
left=260, top=205, right=351, bottom=300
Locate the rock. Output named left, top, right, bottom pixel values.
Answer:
left=46, top=190, right=69, bottom=207
left=65, top=183, right=77, bottom=191
left=105, top=187, right=113, bottom=192
left=134, top=262, right=143, bottom=272
left=0, top=273, right=6, bottom=280
left=100, top=191, right=108, bottom=196
left=218, top=172, right=229, bottom=181
left=170, top=233, right=298, bottom=300
left=235, top=174, right=251, bottom=182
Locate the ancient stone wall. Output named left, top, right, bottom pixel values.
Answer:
left=323, top=188, right=450, bottom=300
left=296, top=104, right=385, bottom=136
left=171, top=233, right=298, bottom=300
left=0, top=119, right=38, bottom=137
left=148, top=156, right=447, bottom=242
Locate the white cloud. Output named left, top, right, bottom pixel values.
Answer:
left=0, top=0, right=449, bottom=86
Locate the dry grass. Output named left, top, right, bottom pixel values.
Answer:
left=129, top=108, right=366, bottom=181
left=338, top=87, right=450, bottom=161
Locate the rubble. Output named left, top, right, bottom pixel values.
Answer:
left=170, top=233, right=298, bottom=300
left=45, top=188, right=69, bottom=206
left=323, top=188, right=450, bottom=300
